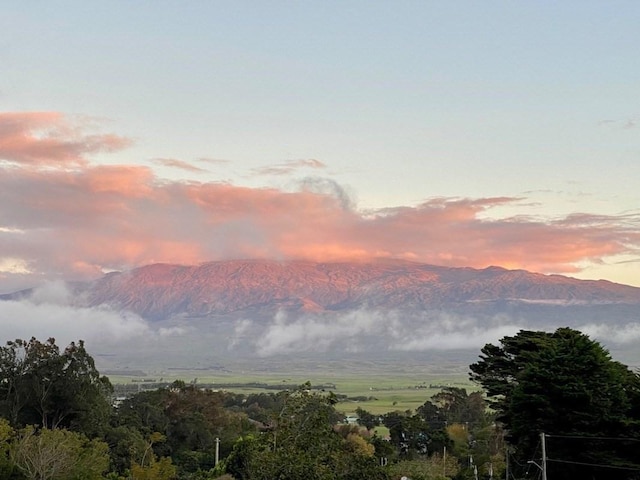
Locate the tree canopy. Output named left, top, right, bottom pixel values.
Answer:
left=0, top=338, right=112, bottom=435
left=114, top=381, right=252, bottom=475
left=224, top=383, right=387, bottom=480
left=470, top=327, right=640, bottom=479
left=15, top=331, right=640, bottom=479
left=10, top=425, right=110, bottom=480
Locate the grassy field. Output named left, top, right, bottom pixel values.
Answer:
left=108, top=369, right=477, bottom=417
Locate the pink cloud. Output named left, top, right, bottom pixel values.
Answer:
left=1, top=162, right=638, bottom=290
left=0, top=112, right=638, bottom=289
left=0, top=112, right=131, bottom=167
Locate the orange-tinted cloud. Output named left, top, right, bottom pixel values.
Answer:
left=1, top=112, right=639, bottom=291
left=0, top=112, right=131, bottom=167
left=1, top=160, right=639, bottom=292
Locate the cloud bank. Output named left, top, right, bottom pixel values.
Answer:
left=0, top=281, right=185, bottom=351
left=232, top=309, right=640, bottom=357
left=1, top=112, right=639, bottom=291
left=1, top=282, right=637, bottom=366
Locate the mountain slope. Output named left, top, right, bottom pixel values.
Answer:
left=3, top=259, right=640, bottom=368
left=65, top=259, right=640, bottom=320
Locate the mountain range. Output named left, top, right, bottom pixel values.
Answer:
left=2, top=259, right=639, bottom=370
left=34, top=259, right=640, bottom=319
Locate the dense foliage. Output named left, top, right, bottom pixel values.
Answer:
left=2, top=331, right=639, bottom=479
left=223, top=385, right=386, bottom=480
left=0, top=338, right=112, bottom=435
left=470, top=327, right=640, bottom=479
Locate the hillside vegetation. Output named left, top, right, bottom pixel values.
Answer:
left=0, top=329, right=639, bottom=479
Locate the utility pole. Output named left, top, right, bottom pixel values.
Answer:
left=505, top=447, right=509, bottom=480
left=215, top=437, right=220, bottom=466
left=443, top=446, right=446, bottom=477
left=527, top=433, right=547, bottom=480
left=541, top=432, right=547, bottom=480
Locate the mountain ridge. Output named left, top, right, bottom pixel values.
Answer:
left=3, top=259, right=640, bottom=368
left=5, top=259, right=637, bottom=321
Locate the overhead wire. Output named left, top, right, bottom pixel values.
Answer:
left=547, top=458, right=640, bottom=472
left=547, top=434, right=640, bottom=442
left=544, top=433, right=640, bottom=472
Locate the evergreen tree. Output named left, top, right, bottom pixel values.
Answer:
left=470, top=328, right=640, bottom=479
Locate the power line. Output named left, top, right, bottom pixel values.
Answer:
left=544, top=433, right=640, bottom=473
left=547, top=458, right=640, bottom=472
left=547, top=434, right=640, bottom=442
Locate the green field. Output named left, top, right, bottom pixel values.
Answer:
left=108, top=369, right=477, bottom=417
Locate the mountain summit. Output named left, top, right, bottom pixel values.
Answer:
left=67, top=259, right=640, bottom=321
left=2, top=259, right=639, bottom=367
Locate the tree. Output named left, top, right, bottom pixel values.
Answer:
left=115, top=382, right=252, bottom=475
left=223, top=383, right=388, bottom=480
left=130, top=432, right=177, bottom=480
left=417, top=387, right=500, bottom=478
left=470, top=327, right=640, bottom=479
left=386, top=453, right=460, bottom=480
left=101, top=425, right=146, bottom=476
left=0, top=338, right=112, bottom=435
left=0, top=418, right=16, bottom=478
left=355, top=407, right=380, bottom=431
left=130, top=456, right=176, bottom=480
left=381, top=409, right=453, bottom=461
left=10, top=426, right=109, bottom=480
left=429, top=387, right=489, bottom=428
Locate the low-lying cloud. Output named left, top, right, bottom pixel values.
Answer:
left=2, top=281, right=637, bottom=368
left=581, top=323, right=640, bottom=344
left=246, top=310, right=527, bottom=357
left=232, top=308, right=640, bottom=357
left=0, top=282, right=185, bottom=351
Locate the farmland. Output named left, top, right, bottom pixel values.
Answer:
left=108, top=368, right=476, bottom=416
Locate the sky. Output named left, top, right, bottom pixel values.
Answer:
left=1, top=1, right=640, bottom=293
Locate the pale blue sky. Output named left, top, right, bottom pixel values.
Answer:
left=1, top=2, right=639, bottom=286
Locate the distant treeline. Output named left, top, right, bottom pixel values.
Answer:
left=113, top=381, right=338, bottom=397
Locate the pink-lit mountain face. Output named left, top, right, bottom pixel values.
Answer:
left=67, top=259, right=640, bottom=321
left=2, top=259, right=640, bottom=369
